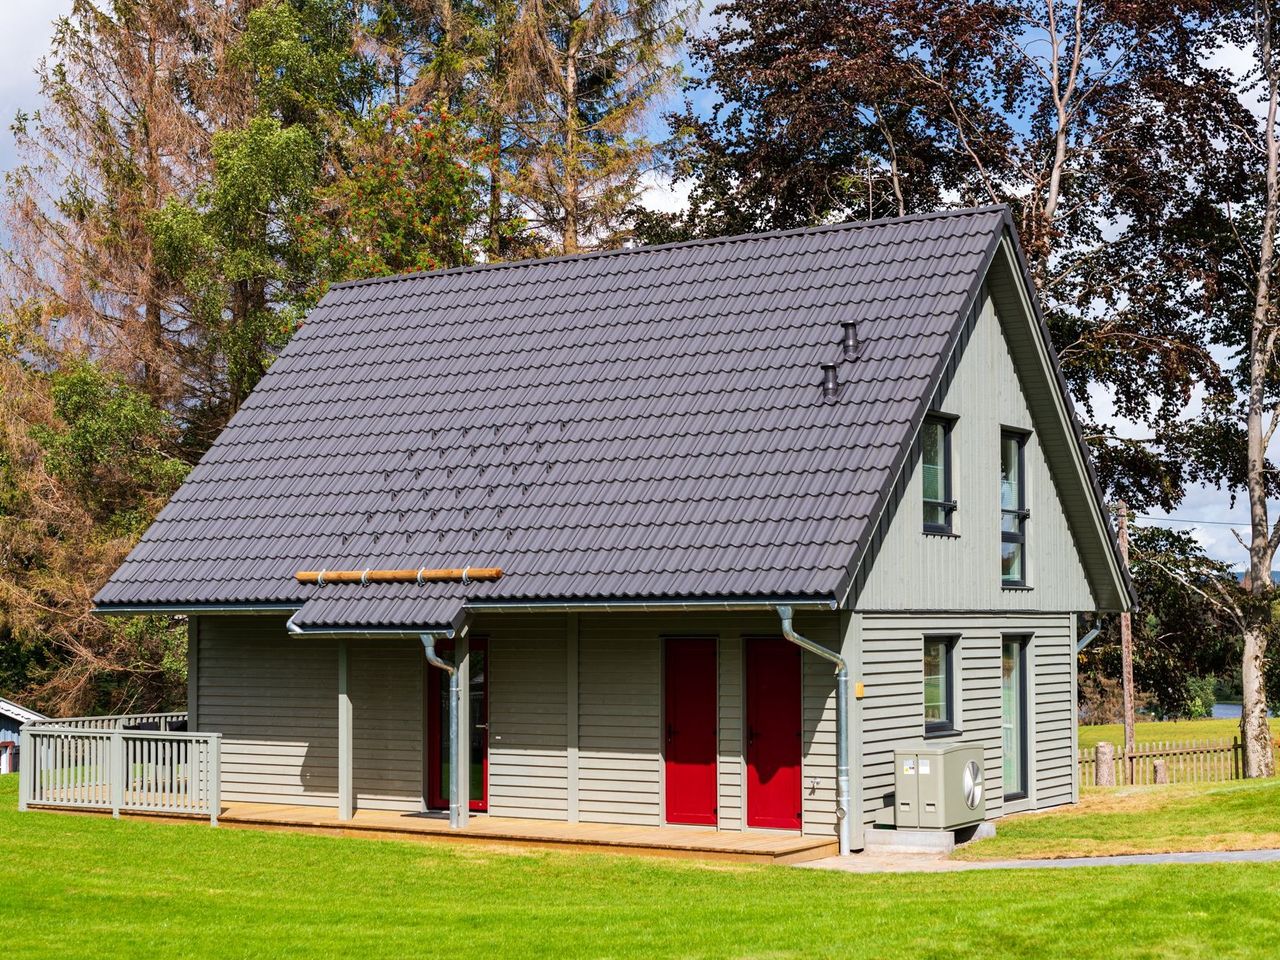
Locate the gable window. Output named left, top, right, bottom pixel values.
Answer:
left=923, top=637, right=957, bottom=736
left=1000, top=430, right=1029, bottom=586
left=922, top=416, right=956, bottom=534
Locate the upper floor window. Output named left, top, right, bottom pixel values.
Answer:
left=922, top=416, right=955, bottom=534
left=1001, top=430, right=1029, bottom=585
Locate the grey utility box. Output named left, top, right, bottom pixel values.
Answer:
left=893, top=742, right=985, bottom=830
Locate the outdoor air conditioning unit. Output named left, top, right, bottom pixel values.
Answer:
left=893, top=742, right=985, bottom=830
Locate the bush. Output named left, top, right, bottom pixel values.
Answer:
left=1186, top=676, right=1216, bottom=719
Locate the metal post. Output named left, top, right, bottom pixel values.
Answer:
left=338, top=640, right=354, bottom=821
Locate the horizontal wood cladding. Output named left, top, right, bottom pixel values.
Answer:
left=859, top=612, right=1076, bottom=828
left=484, top=615, right=569, bottom=820
left=197, top=616, right=339, bottom=807
left=578, top=616, right=661, bottom=826
left=350, top=638, right=422, bottom=812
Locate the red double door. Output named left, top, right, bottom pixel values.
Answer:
left=663, top=636, right=802, bottom=830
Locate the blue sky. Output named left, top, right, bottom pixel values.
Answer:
left=0, top=0, right=1262, bottom=567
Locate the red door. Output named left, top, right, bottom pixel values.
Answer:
left=426, top=638, right=488, bottom=812
left=664, top=637, right=718, bottom=825
left=745, top=637, right=802, bottom=830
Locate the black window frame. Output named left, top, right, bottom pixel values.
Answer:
left=1001, top=635, right=1030, bottom=801
left=922, top=636, right=958, bottom=737
left=921, top=414, right=958, bottom=535
left=1000, top=429, right=1030, bottom=587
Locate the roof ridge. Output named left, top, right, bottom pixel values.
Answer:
left=325, top=204, right=1012, bottom=294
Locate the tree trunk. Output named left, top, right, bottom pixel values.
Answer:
left=1242, top=1, right=1279, bottom=780
left=1241, top=624, right=1275, bottom=777
left=562, top=45, right=579, bottom=254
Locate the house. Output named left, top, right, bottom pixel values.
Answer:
left=0, top=698, right=46, bottom=774
left=89, top=206, right=1130, bottom=855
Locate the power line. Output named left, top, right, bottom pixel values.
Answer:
left=1137, top=515, right=1247, bottom=527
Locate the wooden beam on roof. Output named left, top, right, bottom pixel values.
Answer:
left=295, top=567, right=503, bottom=585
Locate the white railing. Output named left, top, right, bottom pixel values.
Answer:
left=25, top=712, right=188, bottom=732
left=19, top=724, right=220, bottom=825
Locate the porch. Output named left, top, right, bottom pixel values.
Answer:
left=122, top=800, right=839, bottom=863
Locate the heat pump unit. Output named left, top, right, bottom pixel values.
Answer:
left=893, top=742, right=985, bottom=830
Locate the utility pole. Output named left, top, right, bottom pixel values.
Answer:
left=1115, top=501, right=1136, bottom=782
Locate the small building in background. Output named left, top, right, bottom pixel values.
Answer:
left=0, top=698, right=46, bottom=774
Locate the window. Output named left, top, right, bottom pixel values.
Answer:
left=922, top=416, right=956, bottom=534
left=1002, top=638, right=1028, bottom=799
left=1000, top=431, right=1029, bottom=585
left=923, top=638, right=956, bottom=735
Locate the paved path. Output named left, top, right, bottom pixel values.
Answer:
left=800, top=848, right=1280, bottom=873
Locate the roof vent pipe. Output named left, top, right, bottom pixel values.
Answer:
left=841, top=321, right=860, bottom=360
left=820, top=363, right=840, bottom=400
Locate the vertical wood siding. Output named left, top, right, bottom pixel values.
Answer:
left=197, top=616, right=339, bottom=807
left=484, top=615, right=569, bottom=820
left=350, top=638, right=422, bottom=812
left=853, top=293, right=1096, bottom=613
left=578, top=616, right=662, bottom=825
left=717, top=635, right=744, bottom=830
left=859, top=612, right=1076, bottom=828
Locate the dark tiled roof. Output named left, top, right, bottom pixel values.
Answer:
left=96, top=207, right=1011, bottom=629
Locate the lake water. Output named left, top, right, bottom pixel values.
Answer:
left=1214, top=702, right=1242, bottom=719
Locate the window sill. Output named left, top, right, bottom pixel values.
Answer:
left=923, top=530, right=960, bottom=539
left=1001, top=584, right=1033, bottom=591
left=1003, top=791, right=1028, bottom=803
left=923, top=728, right=960, bottom=740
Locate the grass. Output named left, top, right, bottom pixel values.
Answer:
left=2, top=776, right=1280, bottom=958
left=1078, top=717, right=1242, bottom=749
left=956, top=778, right=1280, bottom=861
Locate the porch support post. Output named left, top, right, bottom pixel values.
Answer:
left=566, top=613, right=580, bottom=822
left=338, top=639, right=354, bottom=821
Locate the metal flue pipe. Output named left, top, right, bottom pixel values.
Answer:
left=777, top=605, right=852, bottom=857
left=421, top=633, right=462, bottom=828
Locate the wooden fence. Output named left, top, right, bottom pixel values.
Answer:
left=18, top=724, right=220, bottom=824
left=24, top=712, right=188, bottom=732
left=1079, top=738, right=1244, bottom=787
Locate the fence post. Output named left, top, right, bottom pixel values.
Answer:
left=110, top=730, right=124, bottom=818
left=17, top=729, right=31, bottom=811
left=209, top=735, right=220, bottom=828
left=1096, top=742, right=1116, bottom=786
left=1153, top=758, right=1169, bottom=784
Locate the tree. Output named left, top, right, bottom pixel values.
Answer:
left=3, top=0, right=216, bottom=407
left=1081, top=526, right=1239, bottom=721
left=510, top=0, right=692, bottom=252
left=663, top=0, right=1227, bottom=511
left=307, top=102, right=489, bottom=280
left=0, top=324, right=188, bottom=715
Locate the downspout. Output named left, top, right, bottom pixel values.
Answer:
left=1076, top=626, right=1101, bottom=653
left=421, top=633, right=462, bottom=829
left=777, top=606, right=852, bottom=857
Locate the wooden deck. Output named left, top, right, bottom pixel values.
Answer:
left=62, top=800, right=837, bottom=863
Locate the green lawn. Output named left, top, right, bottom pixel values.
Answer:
left=957, top=778, right=1280, bottom=861
left=1078, top=718, right=1241, bottom=749
left=2, top=776, right=1279, bottom=959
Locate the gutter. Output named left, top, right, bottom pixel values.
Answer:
left=777, top=605, right=852, bottom=857
left=94, top=603, right=301, bottom=617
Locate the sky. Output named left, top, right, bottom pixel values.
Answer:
left=0, top=1, right=1266, bottom=568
